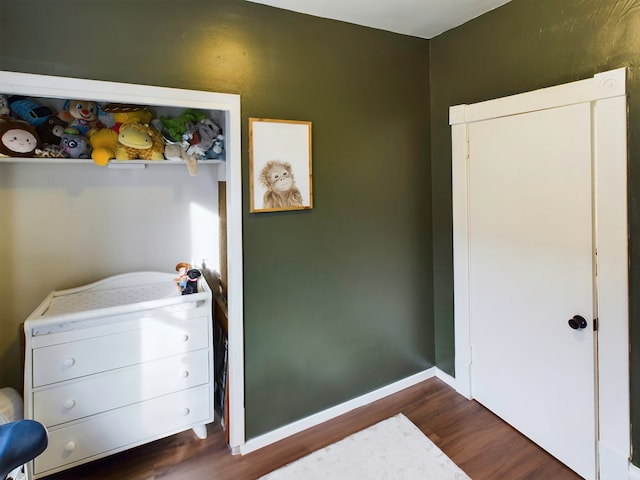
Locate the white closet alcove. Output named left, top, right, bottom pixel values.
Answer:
left=0, top=70, right=245, bottom=456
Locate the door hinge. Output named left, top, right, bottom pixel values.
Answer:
left=593, top=318, right=598, bottom=331
left=466, top=128, right=470, bottom=160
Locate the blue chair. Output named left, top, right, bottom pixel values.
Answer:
left=0, top=420, right=48, bottom=480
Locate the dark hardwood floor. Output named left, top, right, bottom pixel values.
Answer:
left=42, top=377, right=581, bottom=479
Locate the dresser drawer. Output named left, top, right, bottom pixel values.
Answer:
left=34, top=385, right=212, bottom=476
left=32, top=314, right=209, bottom=387
left=34, top=349, right=210, bottom=427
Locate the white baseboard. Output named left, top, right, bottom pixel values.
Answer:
left=628, top=463, right=640, bottom=480
left=235, top=365, right=640, bottom=477
left=238, top=367, right=437, bottom=455
left=235, top=367, right=640, bottom=479
left=435, top=368, right=457, bottom=389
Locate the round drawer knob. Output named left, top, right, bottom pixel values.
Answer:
left=181, top=334, right=189, bottom=342
left=62, top=357, right=76, bottom=368
left=181, top=370, right=190, bottom=378
left=63, top=399, right=76, bottom=409
left=181, top=408, right=190, bottom=416
left=64, top=441, right=76, bottom=453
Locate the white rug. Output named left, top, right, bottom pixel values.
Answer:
left=259, top=413, right=471, bottom=480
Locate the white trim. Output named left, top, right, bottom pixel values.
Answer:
left=600, top=439, right=632, bottom=480
left=450, top=67, right=630, bottom=479
left=0, top=71, right=235, bottom=110
left=451, top=121, right=472, bottom=400
left=0, top=71, right=246, bottom=450
left=223, top=93, right=246, bottom=451
left=594, top=94, right=630, bottom=480
left=449, top=69, right=626, bottom=126
left=239, top=368, right=437, bottom=455
left=435, top=367, right=458, bottom=390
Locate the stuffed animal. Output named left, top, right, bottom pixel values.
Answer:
left=88, top=128, right=118, bottom=166
left=36, top=115, right=68, bottom=146
left=60, top=133, right=91, bottom=159
left=160, top=109, right=206, bottom=142
left=34, top=144, right=67, bottom=158
left=203, top=134, right=225, bottom=160
left=60, top=100, right=103, bottom=135
left=102, top=103, right=153, bottom=133
left=181, top=118, right=221, bottom=159
left=181, top=269, right=201, bottom=295
left=7, top=95, right=53, bottom=126
left=0, top=95, right=9, bottom=116
left=0, top=118, right=40, bottom=157
left=165, top=142, right=198, bottom=176
left=115, top=122, right=165, bottom=161
left=164, top=143, right=185, bottom=162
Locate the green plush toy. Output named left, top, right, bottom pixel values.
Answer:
left=160, top=109, right=206, bottom=142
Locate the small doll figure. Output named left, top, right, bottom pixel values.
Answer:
left=175, top=262, right=191, bottom=292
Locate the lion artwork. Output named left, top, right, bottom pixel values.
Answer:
left=260, top=160, right=304, bottom=209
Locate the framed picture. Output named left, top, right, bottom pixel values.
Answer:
left=249, top=118, right=313, bottom=213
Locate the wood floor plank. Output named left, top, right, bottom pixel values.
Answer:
left=41, top=377, right=582, bottom=480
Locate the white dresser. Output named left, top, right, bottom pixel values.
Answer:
left=23, top=271, right=214, bottom=479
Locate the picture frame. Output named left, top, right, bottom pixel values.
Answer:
left=249, top=118, right=313, bottom=213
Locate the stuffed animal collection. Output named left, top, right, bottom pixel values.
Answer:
left=0, top=95, right=224, bottom=170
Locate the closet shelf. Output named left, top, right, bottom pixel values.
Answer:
left=0, top=157, right=224, bottom=168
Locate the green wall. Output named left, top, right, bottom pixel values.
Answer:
left=0, top=0, right=433, bottom=439
left=430, top=0, right=640, bottom=465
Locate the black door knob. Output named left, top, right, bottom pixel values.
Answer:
left=568, top=315, right=588, bottom=330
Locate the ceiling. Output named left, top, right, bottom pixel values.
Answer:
left=245, top=0, right=513, bottom=39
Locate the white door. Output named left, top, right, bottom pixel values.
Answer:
left=451, top=68, right=630, bottom=480
left=467, top=102, right=596, bottom=479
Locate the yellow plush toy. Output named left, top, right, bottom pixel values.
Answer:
left=102, top=103, right=153, bottom=131
left=115, top=122, right=165, bottom=161
left=112, top=109, right=153, bottom=130
left=88, top=128, right=118, bottom=166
